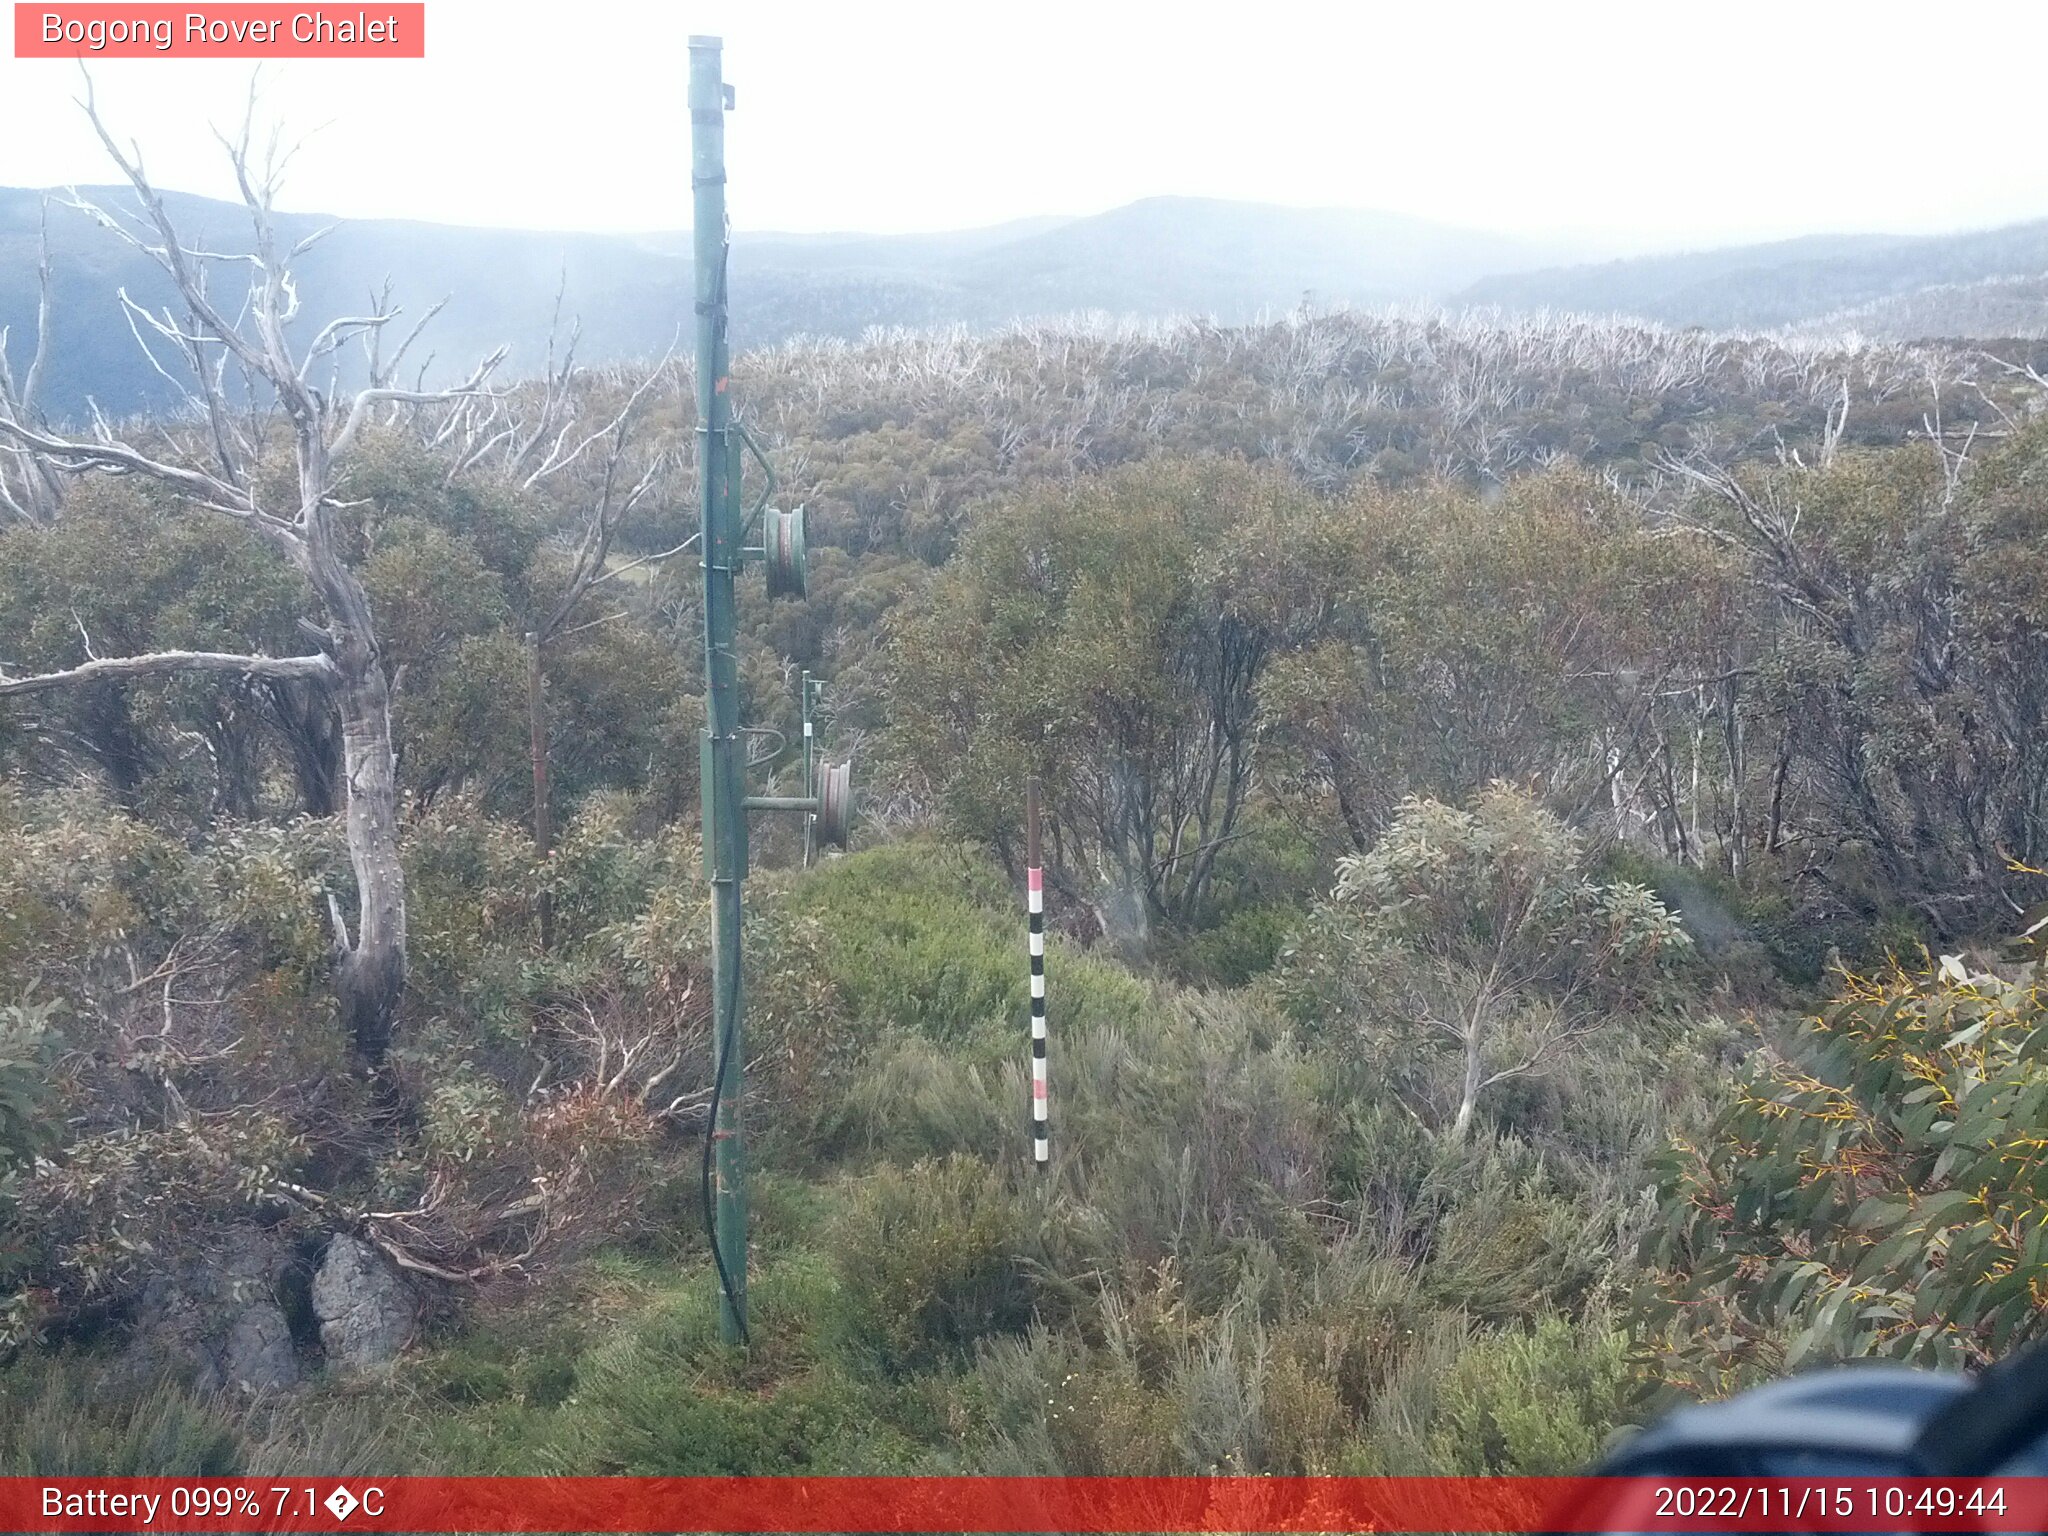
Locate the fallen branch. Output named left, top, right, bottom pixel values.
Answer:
left=0, top=649, right=335, bottom=697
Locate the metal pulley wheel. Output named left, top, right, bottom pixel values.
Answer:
left=814, top=758, right=854, bottom=848
left=763, top=505, right=808, bottom=599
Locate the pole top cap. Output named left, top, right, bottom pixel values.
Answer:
left=689, top=34, right=723, bottom=48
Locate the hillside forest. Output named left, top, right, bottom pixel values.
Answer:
left=1, top=128, right=2047, bottom=1479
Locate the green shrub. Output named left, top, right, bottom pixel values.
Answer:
left=790, top=843, right=1023, bottom=1046
left=1035, top=993, right=1329, bottom=1308
left=0, top=993, right=62, bottom=1184
left=0, top=1363, right=240, bottom=1477
left=0, top=791, right=200, bottom=998
left=1270, top=1236, right=1424, bottom=1420
left=833, top=1156, right=1038, bottom=1370
left=1166, top=902, right=1297, bottom=986
left=401, top=802, right=538, bottom=1033
left=963, top=1325, right=1181, bottom=1476
left=573, top=1362, right=919, bottom=1475
left=429, top=1252, right=929, bottom=1476
left=1637, top=945, right=2048, bottom=1395
left=1355, top=1314, right=1630, bottom=1474
left=817, top=1037, right=1012, bottom=1164
left=963, top=1293, right=1355, bottom=1475
left=543, top=794, right=675, bottom=946
left=0, top=1353, right=399, bottom=1477
left=752, top=840, right=1150, bottom=1175
left=1417, top=1160, right=1610, bottom=1322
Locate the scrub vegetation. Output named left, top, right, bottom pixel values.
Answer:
left=1, top=140, right=2045, bottom=1473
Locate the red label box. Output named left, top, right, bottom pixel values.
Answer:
left=14, top=4, right=425, bottom=57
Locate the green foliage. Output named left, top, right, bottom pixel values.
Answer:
left=754, top=840, right=1149, bottom=1166
left=413, top=1252, right=930, bottom=1476
left=363, top=517, right=514, bottom=674
left=0, top=479, right=308, bottom=820
left=815, top=1036, right=1008, bottom=1165
left=1163, top=902, right=1297, bottom=987
left=0, top=1352, right=399, bottom=1476
left=398, top=633, right=529, bottom=810
left=1356, top=1314, right=1631, bottom=1474
left=964, top=1325, right=1183, bottom=1474
left=339, top=438, right=548, bottom=588
left=788, top=842, right=1022, bottom=1046
left=1285, top=785, right=1690, bottom=1140
left=401, top=800, right=539, bottom=1034
left=1331, top=786, right=1687, bottom=965
left=0, top=788, right=1709, bottom=1475
left=887, top=457, right=1348, bottom=928
left=1153, top=811, right=1330, bottom=986
left=0, top=789, right=197, bottom=994
left=203, top=818, right=349, bottom=996
left=539, top=793, right=672, bottom=942
left=0, top=785, right=702, bottom=1334
left=0, top=1358, right=242, bottom=1476
left=1690, top=431, right=2048, bottom=934
left=0, top=993, right=63, bottom=1184
left=1637, top=946, right=2048, bottom=1396
left=17, top=1111, right=308, bottom=1302
left=960, top=1287, right=1363, bottom=1476
left=1263, top=468, right=1724, bottom=851
left=833, top=1156, right=1039, bottom=1370
left=8, top=310, right=2039, bottom=1480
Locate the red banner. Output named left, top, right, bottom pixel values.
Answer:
left=4, top=1476, right=2047, bottom=1533
left=13, top=4, right=425, bottom=58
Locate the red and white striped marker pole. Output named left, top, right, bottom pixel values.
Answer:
left=1026, top=776, right=1048, bottom=1169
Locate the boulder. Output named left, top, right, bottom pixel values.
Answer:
left=311, top=1233, right=416, bottom=1369
left=121, top=1227, right=300, bottom=1394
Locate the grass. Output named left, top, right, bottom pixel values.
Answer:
left=0, top=838, right=1714, bottom=1476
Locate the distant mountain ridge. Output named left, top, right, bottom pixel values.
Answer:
left=3, top=186, right=2046, bottom=422
left=1786, top=273, right=2048, bottom=343
left=0, top=189, right=1578, bottom=421
left=1453, top=220, right=2048, bottom=332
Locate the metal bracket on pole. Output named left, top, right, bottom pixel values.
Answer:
left=735, top=421, right=778, bottom=542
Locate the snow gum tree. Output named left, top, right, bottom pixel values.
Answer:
left=0, top=90, right=504, bottom=1062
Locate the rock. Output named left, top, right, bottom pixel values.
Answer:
left=221, top=1294, right=301, bottom=1393
left=121, top=1227, right=301, bottom=1394
left=311, top=1234, right=416, bottom=1369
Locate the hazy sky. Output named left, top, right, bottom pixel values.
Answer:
left=3, top=0, right=2046, bottom=251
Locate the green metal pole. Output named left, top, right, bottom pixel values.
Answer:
left=690, top=34, right=747, bottom=1346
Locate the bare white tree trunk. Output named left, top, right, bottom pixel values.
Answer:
left=331, top=620, right=406, bottom=1060
left=0, top=84, right=503, bottom=1064
left=1451, top=1023, right=1483, bottom=1143
left=0, top=199, right=63, bottom=525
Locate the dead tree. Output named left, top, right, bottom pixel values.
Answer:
left=517, top=360, right=680, bottom=948
left=0, top=87, right=503, bottom=1064
left=0, top=201, right=64, bottom=525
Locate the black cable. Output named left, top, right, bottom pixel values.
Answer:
left=698, top=224, right=748, bottom=1345
left=700, top=926, right=748, bottom=1344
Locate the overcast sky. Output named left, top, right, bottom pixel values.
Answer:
left=3, top=0, right=2046, bottom=252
